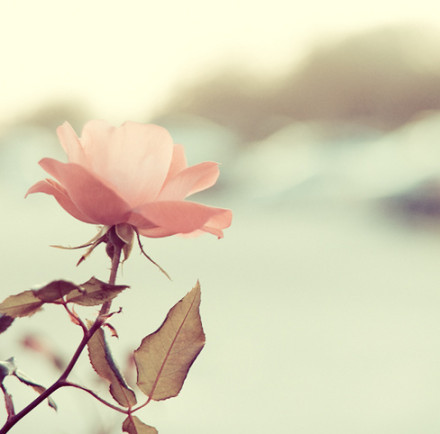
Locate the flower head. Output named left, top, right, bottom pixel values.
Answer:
left=27, top=120, right=232, bottom=238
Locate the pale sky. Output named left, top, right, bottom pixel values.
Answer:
left=1, top=0, right=439, bottom=126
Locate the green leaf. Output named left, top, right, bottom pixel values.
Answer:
left=0, top=314, right=14, bottom=334
left=66, top=277, right=128, bottom=306
left=122, top=415, right=158, bottom=434
left=134, top=281, right=205, bottom=401
left=87, top=326, right=137, bottom=407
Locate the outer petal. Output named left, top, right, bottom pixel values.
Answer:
left=39, top=158, right=132, bottom=225
left=130, top=201, right=229, bottom=237
left=201, top=208, right=233, bottom=238
left=56, top=122, right=86, bottom=165
left=174, top=208, right=232, bottom=238
left=80, top=120, right=174, bottom=206
left=26, top=179, right=97, bottom=224
left=127, top=211, right=182, bottom=238
left=158, top=162, right=219, bottom=201
left=163, top=144, right=188, bottom=184
left=137, top=226, right=180, bottom=238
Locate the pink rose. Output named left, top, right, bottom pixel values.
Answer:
left=27, top=120, right=232, bottom=238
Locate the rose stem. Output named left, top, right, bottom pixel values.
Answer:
left=0, top=241, right=122, bottom=433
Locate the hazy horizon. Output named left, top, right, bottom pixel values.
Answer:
left=1, top=0, right=440, bottom=127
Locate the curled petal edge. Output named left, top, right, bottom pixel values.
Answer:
left=26, top=179, right=97, bottom=224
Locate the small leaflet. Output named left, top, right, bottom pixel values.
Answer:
left=0, top=314, right=14, bottom=334
left=14, top=369, right=57, bottom=410
left=66, top=277, right=128, bottom=306
left=122, top=415, right=158, bottom=434
left=0, top=291, right=44, bottom=318
left=0, top=280, right=78, bottom=318
left=0, top=357, right=56, bottom=409
left=0, top=278, right=128, bottom=318
left=87, top=326, right=137, bottom=407
left=33, top=280, right=78, bottom=302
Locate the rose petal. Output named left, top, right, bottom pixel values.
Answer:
left=158, top=162, right=219, bottom=201
left=180, top=208, right=232, bottom=238
left=26, top=179, right=96, bottom=223
left=163, top=144, right=188, bottom=184
left=27, top=120, right=232, bottom=239
left=56, top=122, right=86, bottom=165
left=39, top=158, right=132, bottom=225
left=131, top=201, right=229, bottom=236
left=137, top=226, right=179, bottom=238
left=201, top=208, right=233, bottom=238
left=80, top=120, right=174, bottom=206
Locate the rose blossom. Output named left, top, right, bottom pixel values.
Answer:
left=27, top=120, right=232, bottom=238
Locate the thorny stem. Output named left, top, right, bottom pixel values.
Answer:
left=61, top=301, right=87, bottom=334
left=0, top=241, right=123, bottom=433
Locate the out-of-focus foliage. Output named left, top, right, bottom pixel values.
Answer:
left=0, top=314, right=14, bottom=335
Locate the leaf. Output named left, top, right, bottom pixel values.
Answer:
left=1, top=382, right=15, bottom=419
left=0, top=358, right=16, bottom=383
left=122, top=416, right=158, bottom=434
left=0, top=361, right=16, bottom=418
left=134, top=281, right=205, bottom=401
left=0, top=280, right=78, bottom=318
left=0, top=290, right=43, bottom=318
left=0, top=358, right=56, bottom=409
left=87, top=326, right=137, bottom=407
left=14, top=369, right=57, bottom=410
left=33, top=280, right=78, bottom=302
left=66, top=277, right=128, bottom=306
left=0, top=314, right=14, bottom=334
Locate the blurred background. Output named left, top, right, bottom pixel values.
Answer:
left=2, top=0, right=440, bottom=433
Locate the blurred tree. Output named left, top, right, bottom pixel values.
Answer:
left=276, top=26, right=440, bottom=129
left=16, top=100, right=91, bottom=133
left=159, top=26, right=440, bottom=142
